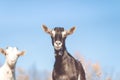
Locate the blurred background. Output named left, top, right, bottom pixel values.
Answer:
left=0, top=0, right=120, bottom=80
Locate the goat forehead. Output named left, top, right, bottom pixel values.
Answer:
left=52, top=27, right=65, bottom=36
left=54, top=27, right=64, bottom=32
left=6, top=47, right=20, bottom=55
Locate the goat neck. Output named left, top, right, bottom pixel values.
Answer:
left=54, top=46, right=67, bottom=57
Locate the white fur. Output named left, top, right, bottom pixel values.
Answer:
left=0, top=63, right=14, bottom=80
left=52, top=30, right=56, bottom=37
left=62, top=31, right=67, bottom=38
left=0, top=47, right=24, bottom=80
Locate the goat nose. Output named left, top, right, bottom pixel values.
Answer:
left=11, top=59, right=15, bottom=62
left=55, top=41, right=61, bottom=45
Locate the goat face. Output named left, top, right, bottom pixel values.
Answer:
left=42, top=25, right=76, bottom=51
left=0, top=47, right=25, bottom=67
left=51, top=27, right=66, bottom=50
left=6, top=47, right=19, bottom=67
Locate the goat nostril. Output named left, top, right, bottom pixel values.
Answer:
left=55, top=41, right=62, bottom=46
left=59, top=43, right=61, bottom=45
left=56, top=43, right=59, bottom=45
left=57, top=42, right=60, bottom=45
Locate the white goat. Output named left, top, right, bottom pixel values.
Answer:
left=0, top=47, right=25, bottom=80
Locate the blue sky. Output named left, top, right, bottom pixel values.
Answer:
left=0, top=0, right=120, bottom=74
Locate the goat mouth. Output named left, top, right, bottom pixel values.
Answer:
left=10, top=60, right=16, bottom=64
left=54, top=46, right=61, bottom=50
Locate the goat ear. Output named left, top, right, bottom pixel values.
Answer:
left=18, top=51, right=25, bottom=56
left=67, top=26, right=76, bottom=35
left=42, top=24, right=51, bottom=35
left=0, top=48, right=6, bottom=55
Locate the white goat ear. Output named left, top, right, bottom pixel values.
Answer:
left=0, top=48, right=6, bottom=55
left=67, top=26, right=76, bottom=35
left=42, top=24, right=52, bottom=35
left=18, top=51, right=25, bottom=56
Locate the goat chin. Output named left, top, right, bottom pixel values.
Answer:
left=54, top=47, right=61, bottom=50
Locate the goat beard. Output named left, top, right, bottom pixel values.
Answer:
left=7, top=62, right=16, bottom=69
